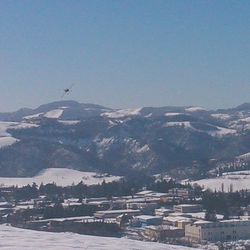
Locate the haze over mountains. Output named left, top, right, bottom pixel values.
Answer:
left=0, top=100, right=249, bottom=178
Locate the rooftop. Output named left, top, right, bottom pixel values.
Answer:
left=136, top=215, right=162, bottom=220
left=136, top=190, right=154, bottom=196
left=96, top=209, right=141, bottom=214
left=175, top=204, right=201, bottom=208
left=146, top=225, right=180, bottom=231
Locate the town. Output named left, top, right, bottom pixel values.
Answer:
left=1, top=175, right=250, bottom=249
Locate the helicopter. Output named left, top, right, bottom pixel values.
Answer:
left=61, top=84, right=74, bottom=98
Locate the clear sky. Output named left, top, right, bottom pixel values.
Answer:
left=0, top=0, right=249, bottom=111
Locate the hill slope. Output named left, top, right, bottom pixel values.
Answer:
left=0, top=101, right=249, bottom=177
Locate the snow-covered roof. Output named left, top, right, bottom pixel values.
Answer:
left=136, top=190, right=154, bottom=195
left=175, top=204, right=201, bottom=208
left=145, top=225, right=180, bottom=231
left=186, top=212, right=224, bottom=220
left=193, top=220, right=212, bottom=225
left=164, top=216, right=192, bottom=223
left=96, top=209, right=141, bottom=215
left=135, top=215, right=162, bottom=220
left=33, top=216, right=94, bottom=223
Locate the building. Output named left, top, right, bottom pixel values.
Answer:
left=163, top=216, right=192, bottom=229
left=155, top=208, right=173, bottom=217
left=127, top=202, right=158, bottom=215
left=135, top=190, right=154, bottom=197
left=174, top=204, right=202, bottom=213
left=145, top=192, right=169, bottom=202
left=185, top=219, right=250, bottom=242
left=135, top=215, right=163, bottom=226
left=94, top=209, right=141, bottom=219
left=168, top=188, right=194, bottom=199
left=145, top=225, right=184, bottom=241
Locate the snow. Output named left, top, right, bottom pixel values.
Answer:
left=185, top=107, right=206, bottom=112
left=136, top=144, right=150, bottom=153
left=102, top=108, right=142, bottom=118
left=237, top=152, right=250, bottom=160
left=165, top=113, right=182, bottom=116
left=0, top=168, right=121, bottom=187
left=58, top=120, right=80, bottom=125
left=208, top=126, right=236, bottom=137
left=186, top=212, right=224, bottom=220
left=23, top=113, right=44, bottom=119
left=0, top=224, right=195, bottom=250
left=0, top=121, right=38, bottom=149
left=0, top=122, right=18, bottom=137
left=11, top=123, right=39, bottom=129
left=44, top=109, right=64, bottom=119
left=193, top=171, right=250, bottom=192
left=164, top=121, right=192, bottom=129
left=144, top=113, right=152, bottom=118
left=211, top=113, right=231, bottom=120
left=239, top=117, right=250, bottom=123
left=98, top=137, right=115, bottom=147
left=0, top=137, right=19, bottom=148
left=34, top=216, right=94, bottom=223
left=163, top=120, right=236, bottom=137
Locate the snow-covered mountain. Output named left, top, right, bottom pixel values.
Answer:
left=0, top=100, right=249, bottom=177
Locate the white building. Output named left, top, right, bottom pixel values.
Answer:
left=185, top=219, right=250, bottom=242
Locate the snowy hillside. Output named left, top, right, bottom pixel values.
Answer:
left=101, top=108, right=142, bottom=118
left=193, top=171, right=250, bottom=192
left=0, top=168, right=121, bottom=187
left=0, top=225, right=195, bottom=250
left=44, top=109, right=65, bottom=119
left=0, top=121, right=38, bottom=149
left=0, top=100, right=249, bottom=177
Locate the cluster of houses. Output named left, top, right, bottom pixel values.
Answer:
left=1, top=187, right=250, bottom=245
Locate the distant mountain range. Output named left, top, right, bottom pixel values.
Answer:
left=0, top=100, right=249, bottom=178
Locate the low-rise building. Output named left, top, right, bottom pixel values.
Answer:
left=174, top=204, right=202, bottom=213
left=135, top=215, right=163, bottom=226
left=168, top=188, right=194, bottom=199
left=185, top=219, right=250, bottom=242
left=94, top=209, right=141, bottom=219
left=155, top=208, right=173, bottom=217
left=145, top=225, right=184, bottom=241
left=135, top=190, right=154, bottom=197
left=163, top=216, right=192, bottom=229
left=127, top=202, right=158, bottom=215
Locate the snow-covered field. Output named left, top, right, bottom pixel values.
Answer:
left=193, top=171, right=250, bottom=192
left=58, top=120, right=80, bottom=125
left=163, top=120, right=236, bottom=138
left=0, top=225, right=195, bottom=250
left=164, top=121, right=192, bottom=129
left=0, top=168, right=121, bottom=187
left=185, top=107, right=206, bottom=112
left=0, top=121, right=39, bottom=149
left=23, top=112, right=44, bottom=119
left=0, top=137, right=19, bottom=148
left=165, top=112, right=183, bottom=117
left=211, top=113, right=231, bottom=120
left=44, top=109, right=64, bottom=118
left=207, top=126, right=236, bottom=137
left=102, top=108, right=142, bottom=118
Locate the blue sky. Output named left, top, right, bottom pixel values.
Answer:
left=0, top=0, right=249, bottom=111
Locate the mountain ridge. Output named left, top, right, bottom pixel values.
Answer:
left=0, top=100, right=249, bottom=178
